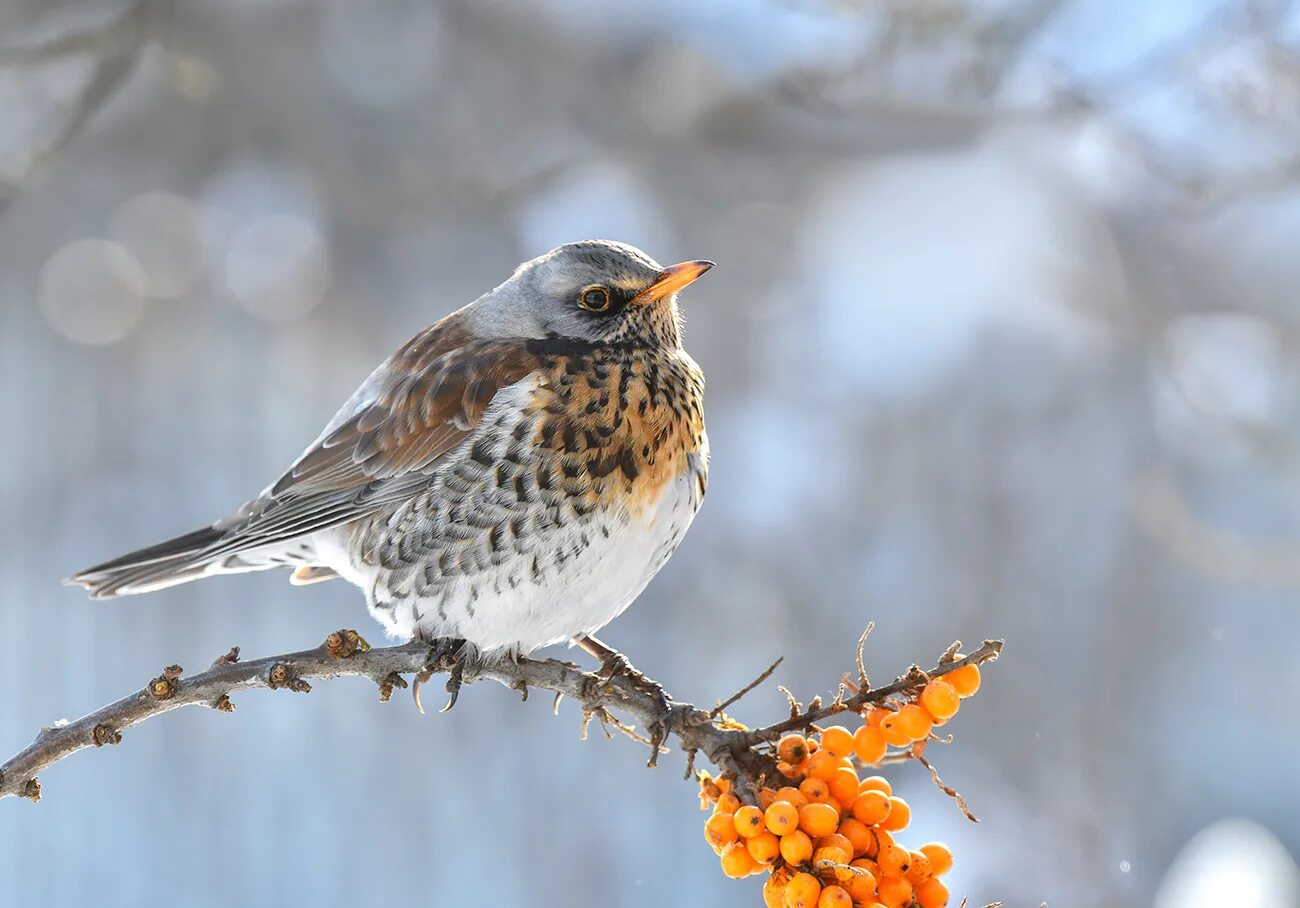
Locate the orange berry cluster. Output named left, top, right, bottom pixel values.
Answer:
left=700, top=662, right=982, bottom=908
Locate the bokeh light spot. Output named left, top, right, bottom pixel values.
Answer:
left=38, top=238, right=146, bottom=345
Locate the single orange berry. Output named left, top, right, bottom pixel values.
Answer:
left=775, top=786, right=810, bottom=809
left=720, top=842, right=756, bottom=879
left=813, top=845, right=850, bottom=868
left=946, top=663, right=981, bottom=697
left=853, top=725, right=887, bottom=764
left=850, top=789, right=892, bottom=826
left=877, top=842, right=912, bottom=877
left=817, top=884, right=853, bottom=908
left=829, top=767, right=861, bottom=807
left=780, top=829, right=814, bottom=865
left=805, top=750, right=839, bottom=782
left=895, top=704, right=933, bottom=742
left=799, top=778, right=832, bottom=804
left=747, top=831, right=781, bottom=865
left=836, top=817, right=872, bottom=856
left=915, top=878, right=950, bottom=908
left=734, top=805, right=765, bottom=838
left=846, top=859, right=878, bottom=901
left=763, top=873, right=788, bottom=908
left=798, top=802, right=840, bottom=838
left=715, top=793, right=741, bottom=815
left=859, top=775, right=892, bottom=796
left=779, top=734, right=810, bottom=765
left=783, top=872, right=822, bottom=908
left=860, top=826, right=894, bottom=860
left=879, top=713, right=912, bottom=748
left=765, top=801, right=799, bottom=835
left=920, top=680, right=961, bottom=721
left=758, top=788, right=778, bottom=810
left=907, top=851, right=934, bottom=883
left=865, top=707, right=888, bottom=727
left=879, top=797, right=911, bottom=832
left=918, top=842, right=953, bottom=877
left=816, top=833, right=855, bottom=857
left=704, top=812, right=739, bottom=851
left=877, top=875, right=914, bottom=908
left=777, top=760, right=803, bottom=778
left=819, top=726, right=854, bottom=759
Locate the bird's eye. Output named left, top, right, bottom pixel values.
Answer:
left=578, top=285, right=611, bottom=313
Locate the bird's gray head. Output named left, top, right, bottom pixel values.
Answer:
left=466, top=240, right=713, bottom=348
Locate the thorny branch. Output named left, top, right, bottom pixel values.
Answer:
left=0, top=628, right=1002, bottom=805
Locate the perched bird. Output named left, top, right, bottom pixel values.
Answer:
left=71, top=240, right=712, bottom=686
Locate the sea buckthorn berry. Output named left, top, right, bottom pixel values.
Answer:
left=805, top=750, right=839, bottom=782
left=814, top=845, right=850, bottom=868
left=799, top=778, right=831, bottom=804
left=779, top=734, right=811, bottom=765
left=915, top=878, right=950, bottom=908
left=798, top=803, right=840, bottom=838
left=715, top=793, right=741, bottom=815
left=853, top=725, right=887, bottom=764
left=851, top=789, right=892, bottom=826
left=859, top=776, right=892, bottom=796
left=845, top=861, right=878, bottom=901
left=817, top=884, right=853, bottom=908
left=895, top=704, right=933, bottom=742
left=777, top=761, right=803, bottom=778
left=879, top=713, right=912, bottom=748
left=720, top=842, right=756, bottom=878
left=763, top=873, right=788, bottom=908
left=837, top=817, right=872, bottom=856
left=816, top=833, right=855, bottom=858
left=920, top=679, right=961, bottom=721
left=947, top=662, right=981, bottom=697
left=879, top=797, right=911, bottom=832
left=734, top=805, right=765, bottom=838
left=865, top=707, right=888, bottom=727
left=780, top=829, right=814, bottom=865
left=829, top=767, right=861, bottom=807
left=784, top=872, right=822, bottom=908
left=758, top=788, right=777, bottom=810
left=877, top=843, right=911, bottom=877
left=747, top=831, right=781, bottom=864
left=775, top=786, right=810, bottom=808
left=819, top=726, right=854, bottom=759
left=877, top=875, right=913, bottom=908
left=860, top=827, right=894, bottom=860
left=766, top=801, right=800, bottom=835
left=907, top=851, right=934, bottom=882
left=704, top=812, right=739, bottom=851
left=919, top=842, right=953, bottom=877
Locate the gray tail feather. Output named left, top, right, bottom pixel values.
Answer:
left=68, top=526, right=236, bottom=599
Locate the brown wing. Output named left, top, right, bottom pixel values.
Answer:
left=203, top=315, right=544, bottom=556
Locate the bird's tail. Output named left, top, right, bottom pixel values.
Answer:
left=67, top=525, right=274, bottom=599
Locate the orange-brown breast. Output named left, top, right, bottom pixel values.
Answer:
left=525, top=343, right=707, bottom=518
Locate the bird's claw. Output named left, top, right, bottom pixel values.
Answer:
left=412, top=637, right=470, bottom=715
left=596, top=651, right=673, bottom=767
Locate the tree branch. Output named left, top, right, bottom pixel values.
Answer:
left=0, top=629, right=1003, bottom=804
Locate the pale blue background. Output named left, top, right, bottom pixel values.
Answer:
left=3, top=1, right=1300, bottom=906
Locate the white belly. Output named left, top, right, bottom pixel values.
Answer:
left=316, top=456, right=705, bottom=655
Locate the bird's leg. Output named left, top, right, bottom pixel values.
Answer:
left=411, top=635, right=471, bottom=714
left=574, top=634, right=672, bottom=766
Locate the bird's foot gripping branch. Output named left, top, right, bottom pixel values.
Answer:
left=0, top=626, right=1002, bottom=906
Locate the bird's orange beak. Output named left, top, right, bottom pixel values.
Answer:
left=633, top=260, right=714, bottom=303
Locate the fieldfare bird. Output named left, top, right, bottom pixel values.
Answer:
left=71, top=241, right=711, bottom=688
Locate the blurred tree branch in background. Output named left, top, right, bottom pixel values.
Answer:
left=0, top=629, right=1000, bottom=804
left=0, top=0, right=152, bottom=216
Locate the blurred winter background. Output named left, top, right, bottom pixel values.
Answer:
left=3, top=0, right=1300, bottom=905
